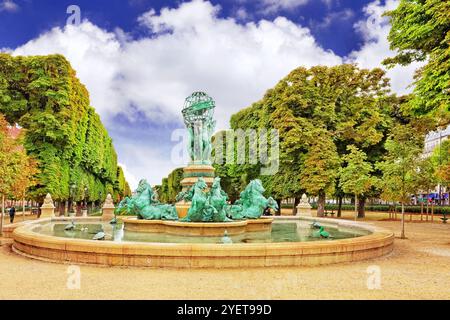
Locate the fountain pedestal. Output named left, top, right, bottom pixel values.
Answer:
left=40, top=193, right=55, bottom=219
left=101, top=194, right=115, bottom=221
left=296, top=193, right=313, bottom=217
left=175, top=164, right=215, bottom=218
left=122, top=217, right=273, bottom=236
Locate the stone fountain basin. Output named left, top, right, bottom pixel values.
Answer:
left=121, top=216, right=273, bottom=236
left=10, top=216, right=394, bottom=268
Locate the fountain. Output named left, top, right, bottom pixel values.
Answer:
left=118, top=92, right=277, bottom=236
left=9, top=92, right=394, bottom=268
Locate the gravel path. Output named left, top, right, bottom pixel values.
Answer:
left=0, top=220, right=449, bottom=300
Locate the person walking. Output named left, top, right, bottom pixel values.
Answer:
left=9, top=206, right=15, bottom=224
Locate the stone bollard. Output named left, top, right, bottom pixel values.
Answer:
left=40, top=193, right=55, bottom=219
left=296, top=193, right=313, bottom=217
left=102, top=194, right=115, bottom=221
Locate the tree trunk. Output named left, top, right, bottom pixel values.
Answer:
left=276, top=199, right=281, bottom=216
left=401, top=202, right=406, bottom=239
left=420, top=201, right=423, bottom=221
left=357, top=197, right=366, bottom=218
left=337, top=196, right=342, bottom=218
left=317, top=190, right=325, bottom=217
left=22, top=197, right=26, bottom=221
left=0, top=194, right=4, bottom=236
left=431, top=202, right=434, bottom=222
left=292, top=197, right=300, bottom=215
left=354, top=194, right=358, bottom=220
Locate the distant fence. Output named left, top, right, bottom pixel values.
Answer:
left=305, top=204, right=450, bottom=215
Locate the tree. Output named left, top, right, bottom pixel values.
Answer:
left=430, top=138, right=450, bottom=202
left=0, top=114, right=38, bottom=233
left=223, top=64, right=396, bottom=216
left=9, top=139, right=39, bottom=220
left=384, top=0, right=450, bottom=126
left=0, top=53, right=130, bottom=206
left=300, top=130, right=340, bottom=216
left=376, top=124, right=424, bottom=239
left=339, top=145, right=375, bottom=218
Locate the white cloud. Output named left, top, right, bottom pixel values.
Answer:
left=348, top=0, right=423, bottom=95
left=118, top=163, right=139, bottom=190
left=259, top=0, right=309, bottom=14
left=0, top=0, right=18, bottom=12
left=13, top=22, right=125, bottom=122
left=312, top=8, right=354, bottom=30
left=14, top=0, right=341, bottom=129
left=321, top=0, right=337, bottom=9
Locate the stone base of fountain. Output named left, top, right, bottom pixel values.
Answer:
left=175, top=164, right=216, bottom=219
left=180, top=164, right=215, bottom=190
left=11, top=216, right=394, bottom=268
left=122, top=217, right=273, bottom=236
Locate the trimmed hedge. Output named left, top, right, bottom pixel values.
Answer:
left=0, top=53, right=131, bottom=202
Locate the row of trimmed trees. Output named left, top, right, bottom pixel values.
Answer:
left=156, top=1, right=450, bottom=240
left=0, top=54, right=131, bottom=217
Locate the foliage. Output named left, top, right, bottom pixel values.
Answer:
left=376, top=124, right=424, bottom=204
left=0, top=53, right=130, bottom=202
left=158, top=168, right=183, bottom=203
left=219, top=64, right=397, bottom=215
left=384, top=0, right=450, bottom=125
left=1, top=119, right=37, bottom=197
left=430, top=138, right=450, bottom=188
left=339, top=145, right=374, bottom=198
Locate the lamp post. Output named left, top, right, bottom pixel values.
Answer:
left=98, top=191, right=103, bottom=213
left=82, top=187, right=88, bottom=217
left=439, top=130, right=442, bottom=206
left=69, top=183, right=76, bottom=217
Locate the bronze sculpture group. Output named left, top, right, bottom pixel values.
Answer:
left=115, top=92, right=278, bottom=222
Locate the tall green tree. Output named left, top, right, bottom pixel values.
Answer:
left=430, top=138, right=450, bottom=200
left=0, top=53, right=130, bottom=205
left=384, top=0, right=450, bottom=126
left=0, top=114, right=38, bottom=233
left=376, top=124, right=424, bottom=239
left=300, top=130, right=340, bottom=216
left=339, top=145, right=375, bottom=218
left=224, top=64, right=396, bottom=216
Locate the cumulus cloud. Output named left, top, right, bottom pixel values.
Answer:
left=348, top=0, right=423, bottom=95
left=13, top=23, right=124, bottom=122
left=11, top=0, right=343, bottom=185
left=258, top=0, right=309, bottom=14
left=311, top=8, right=354, bottom=30
left=118, top=163, right=139, bottom=190
left=0, top=0, right=18, bottom=12
left=13, top=0, right=342, bottom=130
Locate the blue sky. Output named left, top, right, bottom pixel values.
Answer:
left=0, top=0, right=421, bottom=188
left=1, top=0, right=369, bottom=56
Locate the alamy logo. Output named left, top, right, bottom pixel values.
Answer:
left=66, top=265, right=81, bottom=290
left=171, top=128, right=279, bottom=175
left=66, top=5, right=81, bottom=26
left=366, top=265, right=381, bottom=290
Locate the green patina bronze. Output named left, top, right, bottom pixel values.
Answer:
left=117, top=92, right=278, bottom=223
left=178, top=177, right=231, bottom=222
left=225, top=179, right=278, bottom=220
left=177, top=177, right=277, bottom=222
left=182, top=92, right=216, bottom=165
left=115, top=179, right=178, bottom=220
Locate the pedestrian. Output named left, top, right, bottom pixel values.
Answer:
left=9, top=206, right=15, bottom=224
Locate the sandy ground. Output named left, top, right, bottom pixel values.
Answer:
left=0, top=217, right=449, bottom=300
